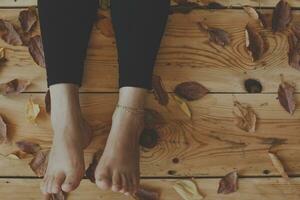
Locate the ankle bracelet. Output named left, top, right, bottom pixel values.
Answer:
left=116, top=104, right=145, bottom=114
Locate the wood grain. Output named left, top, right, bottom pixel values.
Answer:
left=0, top=9, right=300, bottom=93
left=0, top=93, right=299, bottom=177
left=0, top=178, right=300, bottom=200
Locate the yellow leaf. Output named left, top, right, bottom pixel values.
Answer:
left=268, top=152, right=289, bottom=181
left=172, top=180, right=204, bottom=200
left=172, top=94, right=192, bottom=119
left=7, top=150, right=28, bottom=160
left=0, top=47, right=5, bottom=61
left=26, top=97, right=40, bottom=123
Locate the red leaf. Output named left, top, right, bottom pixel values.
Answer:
left=0, top=19, right=23, bottom=46
left=19, top=7, right=38, bottom=33
left=197, top=22, right=230, bottom=46
left=278, top=78, right=296, bottom=115
left=218, top=171, right=238, bottom=194
left=272, top=0, right=292, bottom=32
left=29, top=150, right=49, bottom=177
left=16, top=140, right=41, bottom=154
left=28, top=35, right=46, bottom=68
left=175, top=81, right=209, bottom=101
left=0, top=79, right=31, bottom=96
left=0, top=115, right=7, bottom=143
left=152, top=75, right=169, bottom=106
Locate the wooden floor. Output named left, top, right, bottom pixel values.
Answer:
left=1, top=0, right=300, bottom=199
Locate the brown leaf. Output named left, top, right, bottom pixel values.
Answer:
left=243, top=6, right=270, bottom=28
left=0, top=19, right=23, bottom=46
left=218, top=171, right=238, bottom=194
left=272, top=0, right=292, bottom=32
left=144, top=108, right=165, bottom=129
left=140, top=129, right=159, bottom=149
left=197, top=22, right=230, bottom=46
left=134, top=188, right=159, bottom=200
left=16, top=140, right=41, bottom=154
left=19, top=7, right=38, bottom=33
left=45, top=90, right=51, bottom=114
left=292, top=24, right=300, bottom=40
left=0, top=79, right=31, bottom=96
left=152, top=75, right=169, bottom=106
left=86, top=150, right=102, bottom=183
left=245, top=22, right=266, bottom=61
left=25, top=97, right=40, bottom=123
left=268, top=152, right=289, bottom=181
left=28, top=35, right=46, bottom=68
left=7, top=150, right=28, bottom=159
left=0, top=47, right=6, bottom=62
left=233, top=101, right=257, bottom=133
left=0, top=115, right=7, bottom=143
left=175, top=81, right=209, bottom=101
left=288, top=39, right=300, bottom=70
left=29, top=150, right=49, bottom=177
left=96, top=14, right=114, bottom=37
left=278, top=78, right=296, bottom=115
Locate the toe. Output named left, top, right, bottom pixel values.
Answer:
left=52, top=172, right=66, bottom=193
left=111, top=172, right=122, bottom=192
left=41, top=176, right=49, bottom=195
left=95, top=174, right=112, bottom=191
left=46, top=177, right=55, bottom=194
left=132, top=174, right=139, bottom=193
left=120, top=174, right=129, bottom=194
left=61, top=173, right=81, bottom=192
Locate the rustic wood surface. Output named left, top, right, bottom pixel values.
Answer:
left=1, top=9, right=300, bottom=93
left=0, top=178, right=300, bottom=200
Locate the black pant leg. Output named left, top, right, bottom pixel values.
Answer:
left=110, top=0, right=170, bottom=90
left=37, top=0, right=98, bottom=87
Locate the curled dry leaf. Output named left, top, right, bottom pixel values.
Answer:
left=25, top=97, right=40, bottom=123
left=16, top=140, right=41, bottom=154
left=86, top=150, right=102, bottom=183
left=0, top=47, right=6, bottom=62
left=272, top=0, right=292, bottom=32
left=268, top=152, right=289, bottom=181
left=245, top=22, right=266, bottom=61
left=96, top=14, right=114, bottom=37
left=197, top=22, right=230, bottom=46
left=134, top=188, right=159, bottom=200
left=140, top=129, right=159, bottom=149
left=152, top=75, right=169, bottom=106
left=0, top=79, right=31, bottom=96
left=172, top=94, right=192, bottom=119
left=19, top=7, right=38, bottom=33
left=218, top=171, right=238, bottom=194
left=28, top=35, right=46, bottom=68
left=45, top=90, right=51, bottom=114
left=174, top=81, right=209, bottom=101
left=278, top=78, right=296, bottom=115
left=0, top=19, right=23, bottom=46
left=233, top=101, right=257, bottom=133
left=172, top=180, right=204, bottom=200
left=144, top=108, right=165, bottom=129
left=0, top=115, right=7, bottom=143
left=29, top=150, right=49, bottom=177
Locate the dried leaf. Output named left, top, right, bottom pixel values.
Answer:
left=0, top=19, right=23, bottom=46
left=206, top=2, right=225, bottom=9
left=243, top=6, right=259, bottom=20
left=19, top=7, right=38, bottom=33
left=172, top=94, right=192, bottom=119
left=292, top=24, right=300, bottom=40
left=272, top=0, right=292, bottom=32
left=134, top=188, right=160, bottom=200
left=268, top=152, right=289, bottom=181
left=7, top=150, right=28, bottom=159
left=28, top=35, right=46, bottom=68
left=172, top=180, right=204, bottom=200
left=218, top=171, right=238, bottom=194
left=0, top=79, right=31, bottom=96
left=29, top=150, right=49, bottom=177
left=278, top=78, right=296, bottom=115
left=244, top=79, right=263, bottom=93
left=152, top=75, right=169, bottom=106
left=86, top=150, right=102, bottom=183
left=0, top=115, right=7, bottom=143
left=175, top=81, right=209, bottom=101
left=45, top=90, right=51, bottom=114
left=0, top=47, right=6, bottom=62
left=16, top=140, right=41, bottom=154
left=288, top=39, right=300, bottom=70
left=245, top=22, right=266, bottom=61
left=233, top=101, right=257, bottom=133
left=96, top=15, right=114, bottom=37
left=140, top=129, right=159, bottom=149
left=25, top=97, right=40, bottom=123
left=170, top=2, right=198, bottom=14
left=197, top=22, right=230, bottom=46
left=144, top=108, right=165, bottom=129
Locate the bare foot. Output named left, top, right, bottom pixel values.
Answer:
left=40, top=84, right=92, bottom=194
left=95, top=87, right=146, bottom=195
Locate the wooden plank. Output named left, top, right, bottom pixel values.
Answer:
left=2, top=0, right=300, bottom=8
left=0, top=178, right=300, bottom=200
left=0, top=93, right=300, bottom=177
left=1, top=9, right=300, bottom=93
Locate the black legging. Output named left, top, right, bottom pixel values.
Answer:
left=37, top=0, right=170, bottom=90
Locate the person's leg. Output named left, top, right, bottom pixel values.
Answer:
left=37, top=0, right=98, bottom=194
left=95, top=0, right=170, bottom=195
